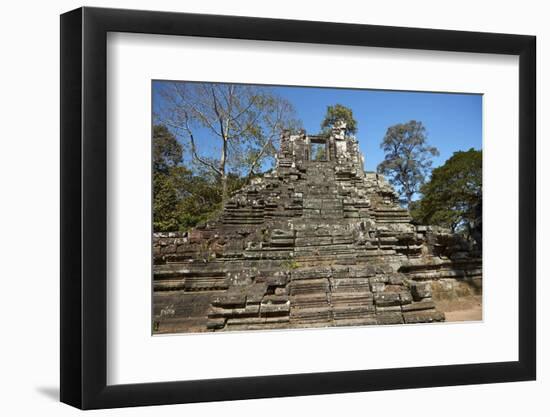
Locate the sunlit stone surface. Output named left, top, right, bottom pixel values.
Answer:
left=153, top=122, right=482, bottom=333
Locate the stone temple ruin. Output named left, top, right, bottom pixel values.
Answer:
left=153, top=121, right=482, bottom=333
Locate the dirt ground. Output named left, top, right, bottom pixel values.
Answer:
left=435, top=295, right=483, bottom=322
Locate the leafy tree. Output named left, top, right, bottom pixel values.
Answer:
left=172, top=168, right=247, bottom=231
left=377, top=120, right=439, bottom=207
left=152, top=121, right=254, bottom=232
left=153, top=172, right=180, bottom=232
left=320, top=104, right=358, bottom=136
left=411, top=148, right=482, bottom=234
left=175, top=169, right=221, bottom=231
left=152, top=125, right=183, bottom=231
left=231, top=94, right=301, bottom=179
left=153, top=124, right=183, bottom=174
left=156, top=82, right=301, bottom=203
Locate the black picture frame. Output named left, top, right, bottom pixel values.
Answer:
left=60, top=6, right=536, bottom=410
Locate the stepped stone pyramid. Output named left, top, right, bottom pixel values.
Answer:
left=153, top=121, right=482, bottom=333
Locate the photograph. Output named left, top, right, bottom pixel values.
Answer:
left=0, top=0, right=542, bottom=413
left=151, top=81, right=483, bottom=334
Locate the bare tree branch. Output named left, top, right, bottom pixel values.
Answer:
left=182, top=112, right=222, bottom=177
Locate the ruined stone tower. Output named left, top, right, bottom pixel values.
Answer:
left=153, top=121, right=482, bottom=333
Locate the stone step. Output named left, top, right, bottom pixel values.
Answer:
left=208, top=303, right=260, bottom=318
left=294, top=245, right=357, bottom=253
left=331, top=292, right=374, bottom=306
left=154, top=266, right=225, bottom=279
left=153, top=279, right=186, bottom=291
left=290, top=307, right=331, bottom=323
left=291, top=268, right=332, bottom=280
left=183, top=276, right=229, bottom=291
left=290, top=294, right=330, bottom=309
left=331, top=317, right=378, bottom=326
left=332, top=305, right=376, bottom=319
left=331, top=278, right=371, bottom=293
left=401, top=299, right=436, bottom=312
left=260, top=301, right=291, bottom=315
left=225, top=315, right=291, bottom=327
left=289, top=278, right=329, bottom=295
left=375, top=312, right=405, bottom=325
left=403, top=310, right=445, bottom=324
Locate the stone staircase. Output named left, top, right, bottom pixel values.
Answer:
left=153, top=123, right=480, bottom=333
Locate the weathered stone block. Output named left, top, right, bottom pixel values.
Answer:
left=399, top=292, right=413, bottom=305
left=274, top=287, right=288, bottom=296
left=376, top=312, right=404, bottom=325
left=411, top=281, right=432, bottom=301
left=375, top=305, right=402, bottom=312
left=403, top=310, right=445, bottom=324
left=371, top=282, right=386, bottom=292
left=370, top=275, right=390, bottom=284
left=207, top=317, right=226, bottom=330
left=245, top=283, right=269, bottom=303
left=211, top=294, right=246, bottom=308
left=260, top=301, right=290, bottom=315
left=263, top=272, right=290, bottom=287
left=401, top=300, right=435, bottom=312
left=388, top=273, right=405, bottom=285
left=374, top=292, right=401, bottom=307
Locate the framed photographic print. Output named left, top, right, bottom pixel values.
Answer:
left=60, top=6, right=536, bottom=410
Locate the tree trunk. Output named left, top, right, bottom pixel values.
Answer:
left=221, top=174, right=228, bottom=204
left=406, top=192, right=413, bottom=209
left=220, top=136, right=228, bottom=204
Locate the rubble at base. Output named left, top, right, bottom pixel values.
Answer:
left=153, top=122, right=482, bottom=333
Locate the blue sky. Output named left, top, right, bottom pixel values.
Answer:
left=274, top=85, right=482, bottom=172
left=153, top=82, right=482, bottom=172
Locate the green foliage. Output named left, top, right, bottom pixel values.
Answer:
left=154, top=167, right=246, bottom=232
left=153, top=81, right=305, bottom=231
left=320, top=104, right=358, bottom=136
left=231, top=92, right=302, bottom=177
left=173, top=168, right=246, bottom=232
left=152, top=121, right=252, bottom=232
left=153, top=171, right=180, bottom=232
left=153, top=124, right=183, bottom=174
left=377, top=120, right=439, bottom=207
left=411, top=148, right=482, bottom=233
left=156, top=82, right=302, bottom=202
left=153, top=125, right=183, bottom=231
left=282, top=259, right=300, bottom=270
